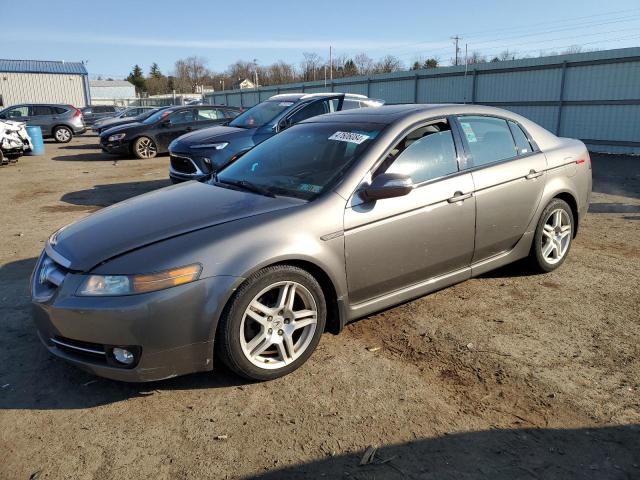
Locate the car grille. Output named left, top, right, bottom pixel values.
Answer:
left=32, top=251, right=70, bottom=302
left=170, top=154, right=198, bottom=174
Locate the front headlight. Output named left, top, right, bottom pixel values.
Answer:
left=191, top=142, right=228, bottom=150
left=108, top=133, right=126, bottom=142
left=77, top=264, right=201, bottom=296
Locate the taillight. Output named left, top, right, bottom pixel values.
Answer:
left=73, top=108, right=82, bottom=118
left=576, top=153, right=592, bottom=169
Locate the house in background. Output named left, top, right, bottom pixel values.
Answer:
left=0, top=59, right=90, bottom=108
left=89, top=80, right=136, bottom=105
left=232, top=78, right=258, bottom=90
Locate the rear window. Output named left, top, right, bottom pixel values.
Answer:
left=53, top=107, right=68, bottom=114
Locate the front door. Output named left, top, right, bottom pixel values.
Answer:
left=156, top=109, right=198, bottom=151
left=456, top=115, right=547, bottom=262
left=344, top=119, right=476, bottom=304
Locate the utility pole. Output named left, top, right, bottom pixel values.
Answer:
left=253, top=59, right=259, bottom=90
left=451, top=35, right=462, bottom=66
left=329, top=46, right=333, bottom=82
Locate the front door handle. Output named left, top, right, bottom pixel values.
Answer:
left=525, top=169, right=543, bottom=180
left=447, top=191, right=473, bottom=203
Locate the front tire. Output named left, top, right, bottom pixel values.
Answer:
left=53, top=126, right=73, bottom=143
left=133, top=136, right=158, bottom=159
left=529, top=198, right=574, bottom=273
left=216, top=265, right=327, bottom=381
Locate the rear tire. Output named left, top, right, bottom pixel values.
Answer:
left=53, top=126, right=73, bottom=143
left=216, top=265, right=326, bottom=381
left=528, top=198, right=574, bottom=273
left=132, top=136, right=158, bottom=159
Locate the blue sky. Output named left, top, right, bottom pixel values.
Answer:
left=2, top=0, right=639, bottom=79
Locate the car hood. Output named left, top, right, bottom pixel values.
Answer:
left=172, top=125, right=254, bottom=148
left=49, top=181, right=303, bottom=271
left=100, top=122, right=146, bottom=138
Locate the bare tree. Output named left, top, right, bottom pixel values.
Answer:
left=374, top=55, right=404, bottom=73
left=466, top=51, right=487, bottom=65
left=300, top=52, right=322, bottom=81
left=353, top=53, right=374, bottom=75
left=174, top=56, right=210, bottom=93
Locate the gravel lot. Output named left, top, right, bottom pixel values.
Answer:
left=0, top=135, right=638, bottom=479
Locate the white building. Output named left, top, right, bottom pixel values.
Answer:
left=0, top=59, right=90, bottom=108
left=89, top=80, right=136, bottom=102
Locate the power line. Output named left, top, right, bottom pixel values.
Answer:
left=388, top=12, right=640, bottom=59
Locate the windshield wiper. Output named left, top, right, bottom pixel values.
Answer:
left=217, top=178, right=276, bottom=197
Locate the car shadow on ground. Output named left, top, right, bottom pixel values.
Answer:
left=0, top=256, right=248, bottom=411
left=60, top=179, right=171, bottom=207
left=58, top=143, right=102, bottom=150
left=51, top=151, right=131, bottom=161
left=588, top=203, right=640, bottom=214
left=248, top=425, right=640, bottom=479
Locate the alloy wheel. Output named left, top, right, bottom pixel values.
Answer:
left=136, top=138, right=157, bottom=158
left=55, top=128, right=71, bottom=142
left=541, top=208, right=572, bottom=265
left=239, top=281, right=318, bottom=370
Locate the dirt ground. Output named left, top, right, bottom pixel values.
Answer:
left=0, top=135, right=638, bottom=480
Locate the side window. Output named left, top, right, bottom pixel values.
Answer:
left=169, top=109, right=196, bottom=125
left=508, top=121, right=533, bottom=156
left=225, top=109, right=240, bottom=118
left=5, top=106, right=29, bottom=118
left=288, top=100, right=330, bottom=125
left=53, top=107, right=67, bottom=114
left=31, top=106, right=53, bottom=116
left=457, top=116, right=517, bottom=166
left=381, top=121, right=459, bottom=184
left=197, top=108, right=225, bottom=121
left=341, top=99, right=361, bottom=110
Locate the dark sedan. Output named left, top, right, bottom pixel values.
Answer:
left=100, top=105, right=241, bottom=159
left=168, top=93, right=383, bottom=183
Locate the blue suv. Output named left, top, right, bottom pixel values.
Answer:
left=168, top=93, right=383, bottom=183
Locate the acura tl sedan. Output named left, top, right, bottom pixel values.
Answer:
left=31, top=105, right=591, bottom=382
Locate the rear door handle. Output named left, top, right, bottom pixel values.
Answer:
left=447, top=191, right=473, bottom=203
left=525, top=169, right=543, bottom=180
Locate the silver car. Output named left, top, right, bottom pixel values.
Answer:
left=0, top=103, right=86, bottom=142
left=31, top=105, right=592, bottom=382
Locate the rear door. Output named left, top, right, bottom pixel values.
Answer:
left=455, top=115, right=547, bottom=262
left=196, top=107, right=229, bottom=128
left=344, top=118, right=476, bottom=304
left=28, top=105, right=55, bottom=135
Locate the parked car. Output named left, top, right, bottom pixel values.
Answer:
left=92, top=107, right=165, bottom=135
left=169, top=93, right=383, bottom=183
left=0, top=104, right=86, bottom=143
left=80, top=105, right=121, bottom=126
left=31, top=104, right=591, bottom=382
left=100, top=105, right=241, bottom=159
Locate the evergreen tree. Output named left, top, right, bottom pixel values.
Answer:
left=126, top=64, right=146, bottom=93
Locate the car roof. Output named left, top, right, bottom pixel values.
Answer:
left=159, top=104, right=239, bottom=112
left=267, top=92, right=369, bottom=102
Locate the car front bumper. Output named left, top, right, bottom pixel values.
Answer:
left=31, top=253, right=240, bottom=382
left=100, top=139, right=131, bottom=155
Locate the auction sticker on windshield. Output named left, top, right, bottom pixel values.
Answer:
left=329, top=131, right=370, bottom=144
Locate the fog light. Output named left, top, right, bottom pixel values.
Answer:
left=112, top=347, right=135, bottom=365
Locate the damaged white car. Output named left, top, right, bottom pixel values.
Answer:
left=0, top=120, right=32, bottom=165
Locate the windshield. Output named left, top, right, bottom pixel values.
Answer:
left=228, top=100, right=294, bottom=129
left=217, top=122, right=382, bottom=200
left=142, top=109, right=171, bottom=125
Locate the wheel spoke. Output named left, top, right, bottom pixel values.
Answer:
left=247, top=334, right=271, bottom=358
left=276, top=339, right=294, bottom=365
left=542, top=241, right=554, bottom=258
left=293, top=309, right=317, bottom=330
left=277, top=282, right=296, bottom=309
left=554, top=210, right=563, bottom=228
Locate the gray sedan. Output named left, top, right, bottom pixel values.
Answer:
left=31, top=104, right=592, bottom=382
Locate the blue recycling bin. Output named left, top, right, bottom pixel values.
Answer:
left=25, top=125, right=45, bottom=156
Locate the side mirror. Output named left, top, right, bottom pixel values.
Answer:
left=361, top=173, right=413, bottom=201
